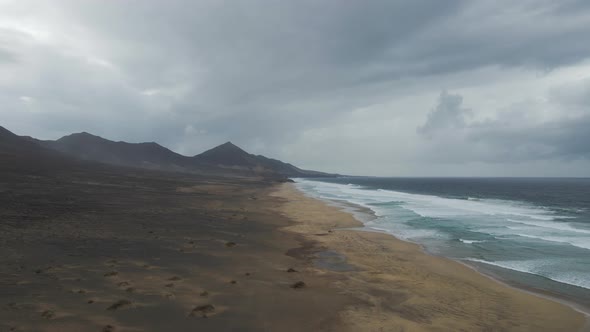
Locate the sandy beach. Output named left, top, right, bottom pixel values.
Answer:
left=1, top=161, right=587, bottom=331
left=3, top=0, right=590, bottom=330
left=274, top=183, right=589, bottom=331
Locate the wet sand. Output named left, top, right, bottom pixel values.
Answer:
left=274, top=183, right=588, bottom=331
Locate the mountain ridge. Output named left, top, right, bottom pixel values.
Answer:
left=2, top=126, right=336, bottom=178
left=42, top=132, right=193, bottom=172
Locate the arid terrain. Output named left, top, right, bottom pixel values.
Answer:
left=0, top=126, right=588, bottom=331
left=0, top=152, right=353, bottom=331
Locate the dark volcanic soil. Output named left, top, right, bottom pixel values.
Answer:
left=0, top=157, right=351, bottom=332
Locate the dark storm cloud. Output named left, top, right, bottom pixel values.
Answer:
left=470, top=115, right=590, bottom=161
left=2, top=0, right=590, bottom=174
left=55, top=1, right=590, bottom=94
left=417, top=85, right=590, bottom=163
left=552, top=0, right=590, bottom=14
left=417, top=91, right=472, bottom=137
left=475, top=78, right=590, bottom=161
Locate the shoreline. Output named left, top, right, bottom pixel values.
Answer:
left=293, top=181, right=590, bottom=317
left=457, top=258, right=590, bottom=318
left=1, top=164, right=587, bottom=331
left=277, top=182, right=589, bottom=331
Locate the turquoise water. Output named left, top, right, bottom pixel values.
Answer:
left=295, top=177, right=590, bottom=308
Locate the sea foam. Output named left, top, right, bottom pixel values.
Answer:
left=294, top=178, right=590, bottom=293
left=465, top=258, right=590, bottom=290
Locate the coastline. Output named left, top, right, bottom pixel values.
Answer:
left=275, top=182, right=589, bottom=331
left=331, top=195, right=590, bottom=317
left=457, top=257, right=590, bottom=318
left=2, top=168, right=587, bottom=331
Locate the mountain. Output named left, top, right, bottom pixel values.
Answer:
left=21, top=130, right=336, bottom=178
left=0, top=126, right=83, bottom=175
left=194, top=142, right=259, bottom=168
left=36, top=132, right=196, bottom=172
left=193, top=142, right=336, bottom=177
left=0, top=125, right=336, bottom=184
left=0, top=126, right=43, bottom=153
left=253, top=155, right=334, bottom=177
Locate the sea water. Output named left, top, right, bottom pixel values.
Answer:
left=295, top=177, right=590, bottom=308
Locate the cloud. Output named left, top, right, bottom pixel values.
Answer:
left=417, top=81, right=590, bottom=165
left=549, top=77, right=590, bottom=108
left=417, top=91, right=472, bottom=137
left=0, top=48, right=16, bottom=64
left=470, top=115, right=590, bottom=161
left=1, top=0, right=590, bottom=175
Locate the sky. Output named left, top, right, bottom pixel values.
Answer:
left=1, top=0, right=590, bottom=176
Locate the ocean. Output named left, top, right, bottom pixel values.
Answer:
left=295, top=177, right=590, bottom=309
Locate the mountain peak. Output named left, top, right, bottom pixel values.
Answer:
left=58, top=131, right=106, bottom=143
left=1, top=124, right=337, bottom=177
left=206, top=141, right=248, bottom=154
left=194, top=141, right=253, bottom=166
left=218, top=141, right=240, bottom=149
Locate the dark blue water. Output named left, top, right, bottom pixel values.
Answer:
left=295, top=177, right=590, bottom=308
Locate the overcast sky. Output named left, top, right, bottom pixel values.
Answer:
left=2, top=1, right=590, bottom=176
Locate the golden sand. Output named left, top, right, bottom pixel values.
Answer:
left=274, top=183, right=588, bottom=331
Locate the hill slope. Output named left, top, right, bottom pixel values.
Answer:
left=193, top=142, right=335, bottom=177
left=194, top=142, right=259, bottom=168
left=0, top=126, right=44, bottom=153
left=37, top=132, right=195, bottom=172
left=0, top=126, right=87, bottom=175
left=20, top=130, right=336, bottom=178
